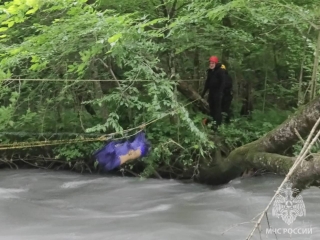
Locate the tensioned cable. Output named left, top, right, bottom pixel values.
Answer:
left=1, top=78, right=204, bottom=82
left=0, top=98, right=200, bottom=150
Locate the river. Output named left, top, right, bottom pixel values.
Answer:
left=0, top=169, right=319, bottom=240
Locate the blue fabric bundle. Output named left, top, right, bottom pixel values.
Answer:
left=93, top=131, right=151, bottom=171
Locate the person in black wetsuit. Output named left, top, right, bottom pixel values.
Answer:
left=201, top=56, right=226, bottom=128
left=220, top=64, right=233, bottom=124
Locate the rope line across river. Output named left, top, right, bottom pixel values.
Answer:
left=0, top=99, right=200, bottom=150
left=1, top=78, right=205, bottom=82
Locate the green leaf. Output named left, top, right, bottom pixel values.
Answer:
left=8, top=21, right=15, bottom=28
left=108, top=33, right=123, bottom=45
left=140, top=18, right=167, bottom=28
left=26, top=7, right=38, bottom=15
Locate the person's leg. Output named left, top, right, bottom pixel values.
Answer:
left=209, top=96, right=222, bottom=128
left=221, top=94, right=233, bottom=124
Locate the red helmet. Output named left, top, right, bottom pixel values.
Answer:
left=209, top=56, right=219, bottom=63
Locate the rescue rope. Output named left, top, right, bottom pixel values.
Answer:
left=0, top=132, right=106, bottom=137
left=1, top=78, right=204, bottom=82
left=0, top=137, right=108, bottom=150
left=0, top=98, right=200, bottom=150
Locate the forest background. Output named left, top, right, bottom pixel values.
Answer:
left=0, top=0, right=319, bottom=184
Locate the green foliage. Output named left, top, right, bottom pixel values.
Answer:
left=53, top=142, right=101, bottom=161
left=219, top=109, right=292, bottom=149
left=292, top=140, right=320, bottom=156
left=0, top=0, right=213, bottom=176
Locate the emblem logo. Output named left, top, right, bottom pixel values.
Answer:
left=272, top=181, right=306, bottom=225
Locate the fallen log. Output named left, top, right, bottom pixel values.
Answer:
left=197, top=96, right=320, bottom=192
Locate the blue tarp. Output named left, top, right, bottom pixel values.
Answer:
left=93, top=131, right=151, bottom=171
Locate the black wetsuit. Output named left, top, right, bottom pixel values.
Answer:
left=201, top=63, right=226, bottom=126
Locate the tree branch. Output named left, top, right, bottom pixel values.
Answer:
left=175, top=2, right=191, bottom=14
left=95, top=58, right=120, bottom=87
left=159, top=0, right=169, bottom=17
left=169, top=0, right=178, bottom=18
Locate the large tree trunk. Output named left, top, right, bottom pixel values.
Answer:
left=197, top=96, right=320, bottom=192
